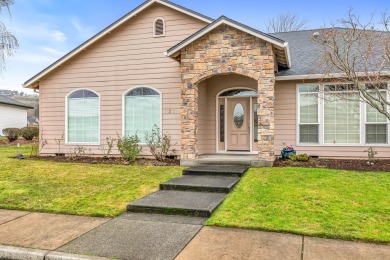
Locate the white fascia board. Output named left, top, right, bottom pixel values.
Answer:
left=157, top=0, right=213, bottom=23
left=283, top=42, right=292, bottom=68
left=275, top=71, right=390, bottom=81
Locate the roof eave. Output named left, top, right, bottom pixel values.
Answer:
left=0, top=102, right=34, bottom=109
left=23, top=0, right=214, bottom=88
left=275, top=71, right=390, bottom=81
left=283, top=42, right=292, bottom=68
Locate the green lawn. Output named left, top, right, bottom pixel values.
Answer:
left=208, top=167, right=390, bottom=243
left=1, top=145, right=389, bottom=243
left=0, top=145, right=182, bottom=217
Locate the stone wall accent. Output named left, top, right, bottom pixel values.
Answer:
left=179, top=24, right=275, bottom=161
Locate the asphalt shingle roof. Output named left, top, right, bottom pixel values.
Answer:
left=272, top=28, right=390, bottom=77
left=0, top=96, right=33, bottom=109
left=270, top=29, right=324, bottom=76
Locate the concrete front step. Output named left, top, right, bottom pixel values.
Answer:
left=183, top=165, right=249, bottom=177
left=160, top=175, right=241, bottom=193
left=198, top=159, right=252, bottom=166
left=126, top=190, right=226, bottom=218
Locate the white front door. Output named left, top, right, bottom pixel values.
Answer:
left=227, top=98, right=250, bottom=151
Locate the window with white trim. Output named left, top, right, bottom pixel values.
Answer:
left=298, top=85, right=319, bottom=143
left=324, top=84, right=360, bottom=144
left=124, top=87, right=161, bottom=143
left=298, top=82, right=390, bottom=145
left=67, top=89, right=99, bottom=144
left=365, top=83, right=388, bottom=144
left=154, top=18, right=165, bottom=37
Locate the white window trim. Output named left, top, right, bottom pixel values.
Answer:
left=122, top=86, right=163, bottom=145
left=296, top=83, right=320, bottom=145
left=322, top=83, right=362, bottom=145
left=296, top=82, right=390, bottom=146
left=153, top=17, right=166, bottom=37
left=65, top=88, right=101, bottom=146
left=363, top=88, right=389, bottom=145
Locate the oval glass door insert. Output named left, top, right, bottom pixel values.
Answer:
left=233, top=103, right=244, bottom=128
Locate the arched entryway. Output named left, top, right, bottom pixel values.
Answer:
left=177, top=24, right=276, bottom=162
left=196, top=74, right=259, bottom=155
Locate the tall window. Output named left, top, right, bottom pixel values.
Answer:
left=365, top=83, right=388, bottom=144
left=254, top=104, right=259, bottom=142
left=67, top=89, right=100, bottom=144
left=324, top=84, right=360, bottom=144
left=298, top=85, right=319, bottom=143
left=154, top=18, right=165, bottom=37
left=124, top=87, right=161, bottom=143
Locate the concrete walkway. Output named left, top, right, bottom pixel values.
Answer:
left=0, top=209, right=389, bottom=260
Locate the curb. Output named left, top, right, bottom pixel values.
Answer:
left=0, top=245, right=109, bottom=260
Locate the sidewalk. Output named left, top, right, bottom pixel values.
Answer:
left=0, top=209, right=389, bottom=260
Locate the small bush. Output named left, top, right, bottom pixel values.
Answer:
left=289, top=153, right=309, bottom=162
left=21, top=127, right=39, bottom=140
left=145, top=125, right=172, bottom=162
left=288, top=153, right=297, bottom=161
left=100, top=137, right=115, bottom=158
left=297, top=154, right=309, bottom=162
left=30, top=142, right=39, bottom=158
left=117, top=134, right=142, bottom=162
left=2, top=128, right=21, bottom=142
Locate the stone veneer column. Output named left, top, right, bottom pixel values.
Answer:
left=179, top=25, right=276, bottom=162
left=257, top=43, right=275, bottom=161
left=180, top=81, right=198, bottom=160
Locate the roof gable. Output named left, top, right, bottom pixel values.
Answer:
left=166, top=16, right=291, bottom=68
left=24, top=0, right=214, bottom=89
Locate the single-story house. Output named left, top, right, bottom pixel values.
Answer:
left=23, top=0, right=390, bottom=165
left=0, top=95, right=33, bottom=135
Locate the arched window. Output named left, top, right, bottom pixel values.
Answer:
left=153, top=18, right=165, bottom=37
left=219, top=89, right=258, bottom=97
left=67, top=89, right=100, bottom=144
left=124, top=87, right=161, bottom=143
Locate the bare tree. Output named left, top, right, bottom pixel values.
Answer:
left=0, top=0, right=18, bottom=72
left=313, top=9, right=390, bottom=119
left=266, top=12, right=309, bottom=33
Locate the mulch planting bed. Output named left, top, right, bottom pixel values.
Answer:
left=35, top=155, right=180, bottom=166
left=274, top=158, right=390, bottom=172
left=3, top=138, right=388, bottom=170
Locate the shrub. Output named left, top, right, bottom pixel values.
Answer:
left=289, top=153, right=309, bottom=162
left=21, top=127, right=39, bottom=140
left=100, top=137, right=115, bottom=158
left=288, top=153, right=297, bottom=161
left=364, top=147, right=377, bottom=165
left=117, top=134, right=142, bottom=162
left=145, top=125, right=172, bottom=161
left=297, top=154, right=309, bottom=162
left=2, top=128, right=20, bottom=142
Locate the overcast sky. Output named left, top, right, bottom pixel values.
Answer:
left=0, top=0, right=388, bottom=93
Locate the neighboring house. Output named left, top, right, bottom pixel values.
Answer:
left=23, top=0, right=390, bottom=165
left=0, top=96, right=33, bottom=136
